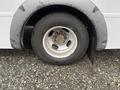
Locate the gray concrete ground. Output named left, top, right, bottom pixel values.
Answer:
left=0, top=49, right=120, bottom=90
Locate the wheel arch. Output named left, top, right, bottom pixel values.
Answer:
left=10, top=0, right=107, bottom=50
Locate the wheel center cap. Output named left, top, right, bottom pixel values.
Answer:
left=56, top=35, right=65, bottom=44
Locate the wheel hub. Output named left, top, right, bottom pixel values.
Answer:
left=55, top=34, right=65, bottom=44
left=53, top=31, right=67, bottom=45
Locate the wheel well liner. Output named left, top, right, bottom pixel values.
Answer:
left=23, top=5, right=96, bottom=49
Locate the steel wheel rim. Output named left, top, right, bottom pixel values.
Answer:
left=43, top=26, right=78, bottom=58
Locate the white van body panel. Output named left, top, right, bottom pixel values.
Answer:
left=0, top=0, right=23, bottom=48
left=0, top=0, right=120, bottom=49
left=91, top=0, right=120, bottom=49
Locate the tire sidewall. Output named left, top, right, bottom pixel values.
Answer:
left=31, top=13, right=89, bottom=64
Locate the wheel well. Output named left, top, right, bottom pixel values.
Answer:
left=23, top=5, right=96, bottom=51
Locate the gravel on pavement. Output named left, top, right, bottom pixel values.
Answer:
left=0, top=49, right=120, bottom=90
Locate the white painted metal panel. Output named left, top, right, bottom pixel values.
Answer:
left=0, top=0, right=120, bottom=49
left=105, top=14, right=120, bottom=49
left=0, top=0, right=23, bottom=49
left=0, top=15, right=12, bottom=48
left=91, top=0, right=120, bottom=13
left=91, top=0, right=120, bottom=49
left=0, top=0, right=22, bottom=12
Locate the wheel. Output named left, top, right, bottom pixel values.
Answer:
left=31, top=12, right=89, bottom=65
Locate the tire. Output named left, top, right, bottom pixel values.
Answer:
left=31, top=12, right=89, bottom=65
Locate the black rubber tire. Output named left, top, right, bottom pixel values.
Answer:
left=31, top=12, right=89, bottom=65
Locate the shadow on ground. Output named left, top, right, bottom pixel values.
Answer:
left=0, top=49, right=119, bottom=90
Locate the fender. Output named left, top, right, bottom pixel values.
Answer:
left=10, top=0, right=107, bottom=50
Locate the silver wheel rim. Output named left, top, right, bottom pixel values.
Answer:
left=43, top=26, right=78, bottom=58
